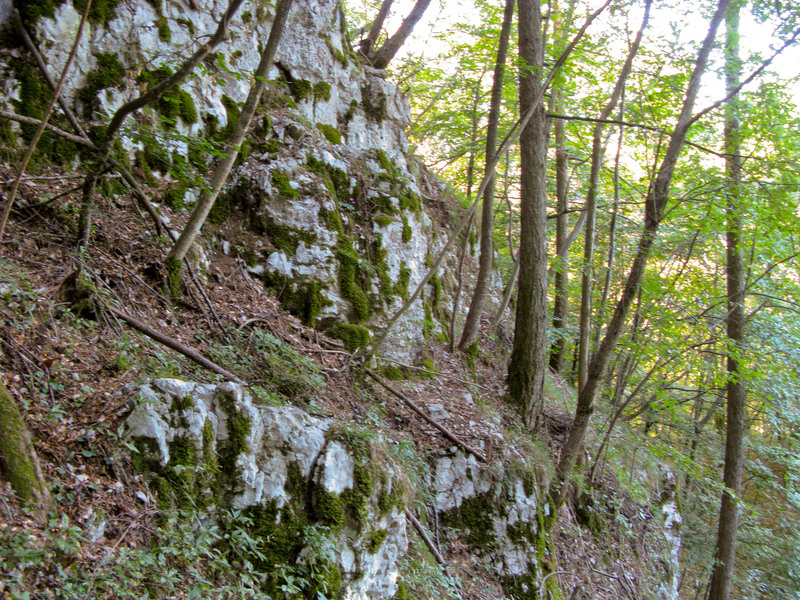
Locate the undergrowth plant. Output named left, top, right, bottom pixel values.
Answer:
left=0, top=509, right=275, bottom=599
left=204, top=328, right=324, bottom=402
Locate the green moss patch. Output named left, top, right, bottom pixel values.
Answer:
left=313, top=81, right=332, bottom=102
left=289, top=78, right=313, bottom=102
left=318, top=123, right=342, bottom=145
left=336, top=239, right=371, bottom=322
left=8, top=57, right=80, bottom=164
left=271, top=170, right=299, bottom=200
left=74, top=0, right=121, bottom=26
left=327, top=323, right=371, bottom=351
left=264, top=274, right=330, bottom=327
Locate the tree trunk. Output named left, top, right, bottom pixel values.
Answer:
left=549, top=88, right=570, bottom=373
left=550, top=0, right=731, bottom=508
left=359, top=0, right=394, bottom=57
left=459, top=0, right=515, bottom=352
left=0, top=383, right=51, bottom=519
left=507, top=0, right=548, bottom=430
left=368, top=0, right=431, bottom=70
left=708, top=2, right=746, bottom=598
left=167, top=0, right=294, bottom=268
left=576, top=0, right=650, bottom=390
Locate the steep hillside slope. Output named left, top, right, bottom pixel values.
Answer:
left=0, top=1, right=681, bottom=598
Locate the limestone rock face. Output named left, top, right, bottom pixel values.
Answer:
left=126, top=378, right=408, bottom=600
left=125, top=378, right=562, bottom=598
left=434, top=452, right=551, bottom=588
left=1, top=0, right=467, bottom=363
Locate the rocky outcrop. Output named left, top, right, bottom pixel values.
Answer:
left=125, top=378, right=556, bottom=599
left=0, top=0, right=474, bottom=363
left=126, top=378, right=409, bottom=600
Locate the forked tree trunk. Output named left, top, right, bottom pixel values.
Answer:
left=359, top=0, right=394, bottom=57
left=368, top=0, right=431, bottom=70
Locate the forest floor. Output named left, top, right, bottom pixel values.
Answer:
left=0, top=171, right=670, bottom=599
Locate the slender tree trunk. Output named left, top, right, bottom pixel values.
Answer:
left=167, top=0, right=294, bottom=268
left=359, top=0, right=394, bottom=57
left=459, top=0, right=515, bottom=352
left=549, top=89, right=569, bottom=373
left=593, top=100, right=625, bottom=348
left=550, top=0, right=731, bottom=508
left=708, top=2, right=746, bottom=598
left=369, top=0, right=431, bottom=70
left=576, top=0, right=650, bottom=390
left=507, top=0, right=549, bottom=430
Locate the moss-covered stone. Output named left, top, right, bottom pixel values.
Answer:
left=271, top=170, right=299, bottom=200
left=318, top=123, right=342, bottom=145
left=79, top=52, right=126, bottom=111
left=361, top=84, right=387, bottom=122
left=17, top=0, right=63, bottom=26
left=8, top=57, right=80, bottom=163
left=289, top=78, right=313, bottom=102
left=313, top=81, right=332, bottom=102
left=162, top=183, right=188, bottom=210
left=315, top=486, right=347, bottom=532
left=219, top=94, right=241, bottom=139
left=336, top=238, right=371, bottom=322
left=264, top=274, right=330, bottom=327
left=401, top=215, right=412, bottom=243
left=327, top=323, right=371, bottom=351
left=74, top=0, right=121, bottom=26
left=367, top=529, right=388, bottom=553
left=382, top=364, right=406, bottom=381
left=440, top=492, right=497, bottom=548
left=157, top=14, right=171, bottom=42
left=215, top=390, right=252, bottom=499
left=374, top=215, right=395, bottom=227
left=394, top=263, right=411, bottom=300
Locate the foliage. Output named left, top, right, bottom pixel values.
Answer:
left=205, top=328, right=325, bottom=403
left=0, top=509, right=278, bottom=599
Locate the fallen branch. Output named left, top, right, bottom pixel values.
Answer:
left=364, top=369, right=487, bottom=462
left=105, top=305, right=244, bottom=384
left=405, top=508, right=450, bottom=575
left=539, top=571, right=575, bottom=599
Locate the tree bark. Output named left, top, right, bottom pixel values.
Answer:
left=459, top=0, right=515, bottom=353
left=550, top=0, right=731, bottom=508
left=506, top=0, right=549, bottom=430
left=359, top=0, right=394, bottom=57
left=576, top=0, right=650, bottom=390
left=549, top=88, right=570, bottom=374
left=708, top=2, right=746, bottom=598
left=167, top=0, right=294, bottom=267
left=368, top=0, right=431, bottom=70
left=0, top=382, right=52, bottom=519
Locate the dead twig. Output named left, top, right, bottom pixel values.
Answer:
left=364, top=369, right=487, bottom=462
left=405, top=508, right=450, bottom=576
left=539, top=571, right=576, bottom=598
